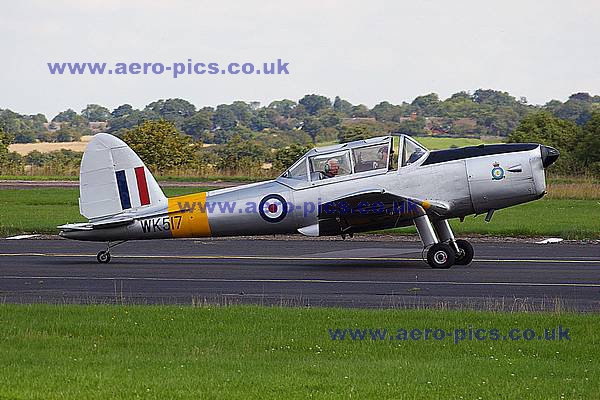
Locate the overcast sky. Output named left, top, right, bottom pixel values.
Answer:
left=1, top=0, right=599, bottom=119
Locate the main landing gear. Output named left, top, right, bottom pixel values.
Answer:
left=414, top=216, right=474, bottom=269
left=96, top=241, right=127, bottom=264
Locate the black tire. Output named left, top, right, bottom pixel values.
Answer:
left=427, top=243, right=455, bottom=269
left=454, top=239, right=474, bottom=265
left=97, top=251, right=111, bottom=264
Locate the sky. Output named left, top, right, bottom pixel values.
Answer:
left=1, top=0, right=599, bottom=119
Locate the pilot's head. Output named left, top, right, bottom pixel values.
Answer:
left=324, top=158, right=340, bottom=177
left=378, top=146, right=388, bottom=160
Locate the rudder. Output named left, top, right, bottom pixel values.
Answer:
left=79, top=133, right=167, bottom=220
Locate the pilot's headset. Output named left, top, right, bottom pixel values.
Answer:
left=324, top=159, right=338, bottom=174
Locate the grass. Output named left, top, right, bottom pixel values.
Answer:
left=452, top=199, right=600, bottom=239
left=0, top=304, right=597, bottom=399
left=0, top=175, right=80, bottom=181
left=546, top=182, right=600, bottom=200
left=0, top=188, right=598, bottom=238
left=384, top=198, right=600, bottom=240
left=0, top=188, right=214, bottom=236
left=0, top=174, right=263, bottom=183
left=415, top=136, right=503, bottom=150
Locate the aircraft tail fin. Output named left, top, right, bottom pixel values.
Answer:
left=79, top=133, right=167, bottom=220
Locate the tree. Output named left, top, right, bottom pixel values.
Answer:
left=145, top=98, right=196, bottom=128
left=317, top=109, right=341, bottom=128
left=14, top=131, right=37, bottom=144
left=107, top=109, right=159, bottom=135
left=472, top=89, right=516, bottom=107
left=216, top=134, right=269, bottom=172
left=0, top=109, right=47, bottom=143
left=212, top=104, right=238, bottom=131
left=576, top=111, right=600, bottom=173
left=372, top=101, right=402, bottom=121
left=229, top=101, right=254, bottom=126
left=554, top=97, right=593, bottom=125
left=111, top=104, right=134, bottom=118
left=411, top=93, right=441, bottom=115
left=122, top=120, right=196, bottom=172
left=52, top=109, right=79, bottom=123
left=272, top=143, right=313, bottom=172
left=300, top=117, right=323, bottom=143
left=55, top=126, right=82, bottom=142
left=299, top=94, right=331, bottom=115
left=268, top=99, right=296, bottom=117
left=249, top=108, right=275, bottom=131
left=396, top=117, right=426, bottom=136
left=351, top=104, right=371, bottom=118
left=52, top=108, right=89, bottom=133
left=508, top=111, right=582, bottom=173
left=81, top=104, right=111, bottom=122
left=332, top=96, right=353, bottom=116
left=182, top=110, right=213, bottom=142
left=0, top=127, right=11, bottom=165
left=337, top=125, right=374, bottom=142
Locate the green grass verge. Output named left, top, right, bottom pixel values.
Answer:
left=416, top=136, right=503, bottom=150
left=392, top=198, right=600, bottom=240
left=0, top=188, right=214, bottom=236
left=0, top=175, right=262, bottom=183
left=0, top=175, right=80, bottom=181
left=1, top=189, right=598, bottom=238
left=0, top=304, right=597, bottom=399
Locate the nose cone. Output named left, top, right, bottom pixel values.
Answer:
left=540, top=145, right=560, bottom=168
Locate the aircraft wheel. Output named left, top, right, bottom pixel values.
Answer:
left=97, top=251, right=111, bottom=264
left=454, top=239, right=474, bottom=265
left=427, top=243, right=455, bottom=269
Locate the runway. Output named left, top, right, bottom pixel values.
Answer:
left=1, top=237, right=599, bottom=311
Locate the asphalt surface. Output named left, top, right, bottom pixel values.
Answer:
left=1, top=237, right=599, bottom=311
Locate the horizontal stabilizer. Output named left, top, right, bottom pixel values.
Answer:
left=58, top=216, right=134, bottom=231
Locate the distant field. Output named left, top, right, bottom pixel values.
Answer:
left=8, top=135, right=92, bottom=155
left=0, top=188, right=598, bottom=238
left=316, top=136, right=503, bottom=150
left=0, top=304, right=597, bottom=399
left=416, top=136, right=504, bottom=150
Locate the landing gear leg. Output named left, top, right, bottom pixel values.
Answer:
left=414, top=215, right=455, bottom=269
left=433, top=219, right=474, bottom=266
left=96, top=240, right=128, bottom=264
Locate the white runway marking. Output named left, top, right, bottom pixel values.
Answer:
left=5, top=235, right=40, bottom=240
left=1, top=275, right=600, bottom=288
left=0, top=252, right=599, bottom=264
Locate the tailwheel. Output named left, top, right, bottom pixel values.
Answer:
left=454, top=239, right=474, bottom=265
left=96, top=250, right=111, bottom=264
left=427, top=243, right=455, bottom=269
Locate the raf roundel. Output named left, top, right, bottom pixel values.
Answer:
left=259, top=194, right=287, bottom=223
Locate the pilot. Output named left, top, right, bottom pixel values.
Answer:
left=323, top=158, right=340, bottom=178
left=378, top=146, right=395, bottom=170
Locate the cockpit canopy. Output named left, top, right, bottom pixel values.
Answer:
left=280, top=135, right=428, bottom=183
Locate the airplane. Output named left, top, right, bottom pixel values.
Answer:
left=59, top=133, right=559, bottom=268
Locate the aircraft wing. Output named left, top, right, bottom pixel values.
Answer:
left=298, top=189, right=450, bottom=237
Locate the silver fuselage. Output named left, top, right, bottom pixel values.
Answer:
left=62, top=142, right=550, bottom=241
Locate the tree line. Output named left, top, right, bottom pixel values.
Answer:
left=1, top=90, right=599, bottom=176
left=2, top=90, right=599, bottom=146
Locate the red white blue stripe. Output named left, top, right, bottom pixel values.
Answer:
left=115, top=166, right=150, bottom=210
